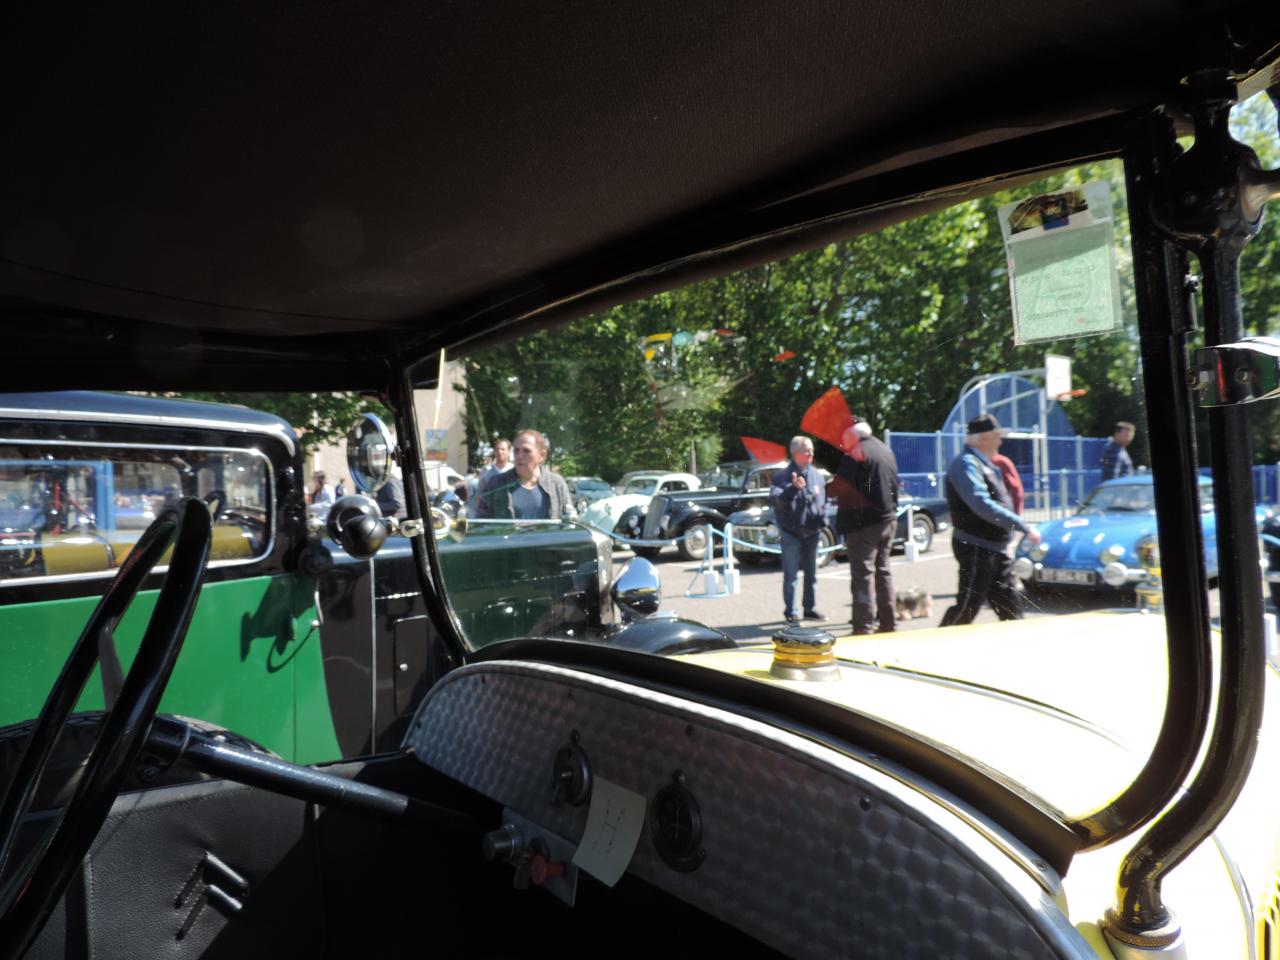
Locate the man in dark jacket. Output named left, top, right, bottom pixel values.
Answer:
left=475, top=429, right=576, bottom=520
left=770, top=435, right=827, bottom=624
left=833, top=419, right=900, bottom=634
left=1099, top=421, right=1136, bottom=482
left=940, top=413, right=1042, bottom=625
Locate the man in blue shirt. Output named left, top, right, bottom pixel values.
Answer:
left=770, top=435, right=827, bottom=624
left=940, top=413, right=1041, bottom=626
left=1099, top=421, right=1136, bottom=482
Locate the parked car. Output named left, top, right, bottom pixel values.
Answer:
left=565, top=475, right=613, bottom=514
left=579, top=470, right=700, bottom=540
left=635, top=460, right=777, bottom=560
left=727, top=490, right=950, bottom=565
left=0, top=394, right=726, bottom=763
left=1013, top=475, right=1271, bottom=598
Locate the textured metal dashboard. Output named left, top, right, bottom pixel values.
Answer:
left=405, top=660, right=1094, bottom=959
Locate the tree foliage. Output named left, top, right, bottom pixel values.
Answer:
left=463, top=96, right=1280, bottom=479
left=171, top=392, right=388, bottom=453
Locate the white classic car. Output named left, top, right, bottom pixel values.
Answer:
left=579, top=471, right=701, bottom=538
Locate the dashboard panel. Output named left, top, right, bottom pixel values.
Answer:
left=404, top=660, right=1094, bottom=959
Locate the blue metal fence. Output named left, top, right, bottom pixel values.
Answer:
left=888, top=428, right=1280, bottom=516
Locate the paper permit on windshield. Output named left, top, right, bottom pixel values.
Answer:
left=997, top=180, right=1123, bottom=345
left=571, top=777, right=646, bottom=887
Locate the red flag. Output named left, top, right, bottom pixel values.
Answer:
left=741, top=436, right=788, bottom=464
left=801, top=386, right=861, bottom=456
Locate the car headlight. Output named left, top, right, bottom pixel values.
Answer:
left=765, top=523, right=780, bottom=540
left=1030, top=543, right=1048, bottom=561
left=1012, top=556, right=1035, bottom=580
left=1101, top=543, right=1126, bottom=561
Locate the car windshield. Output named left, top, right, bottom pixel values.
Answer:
left=700, top=466, right=747, bottom=489
left=574, top=478, right=610, bottom=493
left=621, top=477, right=659, bottom=496
left=415, top=146, right=1238, bottom=819
left=1078, top=483, right=1156, bottom=514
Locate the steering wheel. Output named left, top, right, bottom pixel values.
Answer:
left=0, top=497, right=212, bottom=959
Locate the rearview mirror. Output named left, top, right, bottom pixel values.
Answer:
left=347, top=414, right=395, bottom=493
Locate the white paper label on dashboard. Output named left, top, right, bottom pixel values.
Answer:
left=571, top=777, right=646, bottom=887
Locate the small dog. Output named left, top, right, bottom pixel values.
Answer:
left=895, top=586, right=934, bottom=621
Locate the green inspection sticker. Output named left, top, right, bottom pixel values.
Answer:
left=998, top=182, right=1123, bottom=345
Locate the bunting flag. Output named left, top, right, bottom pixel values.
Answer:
left=801, top=386, right=861, bottom=455
left=741, top=436, right=788, bottom=464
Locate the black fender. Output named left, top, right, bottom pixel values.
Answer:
left=615, top=504, right=647, bottom=538
left=601, top=615, right=735, bottom=655
left=670, top=506, right=729, bottom=536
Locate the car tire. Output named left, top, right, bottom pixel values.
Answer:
left=816, top=527, right=837, bottom=568
left=911, top=514, right=935, bottom=553
left=677, top=522, right=713, bottom=561
left=632, top=546, right=661, bottom=561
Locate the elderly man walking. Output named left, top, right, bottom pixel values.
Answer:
left=940, top=413, right=1042, bottom=625
left=770, top=436, right=827, bottom=624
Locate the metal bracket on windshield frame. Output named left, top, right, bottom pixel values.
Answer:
left=1106, top=68, right=1278, bottom=948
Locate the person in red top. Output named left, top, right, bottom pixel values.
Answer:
left=991, top=452, right=1024, bottom=514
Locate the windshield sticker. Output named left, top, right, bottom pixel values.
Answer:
left=998, top=181, right=1123, bottom=344
left=571, top=777, right=646, bottom=887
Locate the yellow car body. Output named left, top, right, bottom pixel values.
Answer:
left=679, top=612, right=1280, bottom=956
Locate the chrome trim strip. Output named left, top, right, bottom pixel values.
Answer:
left=1211, top=833, right=1255, bottom=959
left=0, top=437, right=276, bottom=584
left=0, top=405, right=297, bottom=457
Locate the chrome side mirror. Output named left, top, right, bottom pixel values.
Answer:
left=611, top=557, right=661, bottom=622
left=347, top=413, right=395, bottom=493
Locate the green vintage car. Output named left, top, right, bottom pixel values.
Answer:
left=0, top=392, right=724, bottom=765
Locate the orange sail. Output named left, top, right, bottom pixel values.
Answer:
left=801, top=386, right=861, bottom=456
left=741, top=436, right=788, bottom=464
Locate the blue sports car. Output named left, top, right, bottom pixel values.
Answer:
left=1013, top=475, right=1270, bottom=596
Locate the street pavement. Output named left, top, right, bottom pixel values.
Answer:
left=613, top=530, right=1219, bottom=645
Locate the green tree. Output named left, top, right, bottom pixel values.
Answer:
left=172, top=392, right=388, bottom=453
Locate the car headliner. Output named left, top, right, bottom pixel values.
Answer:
left=4, top=3, right=1279, bottom=390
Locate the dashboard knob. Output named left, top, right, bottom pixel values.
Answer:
left=481, top=823, right=523, bottom=862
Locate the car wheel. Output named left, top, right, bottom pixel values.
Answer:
left=677, top=522, right=713, bottom=561
left=911, top=514, right=935, bottom=553
left=632, top=546, right=661, bottom=561
left=816, top=527, right=837, bottom=568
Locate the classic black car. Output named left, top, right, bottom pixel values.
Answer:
left=634, top=460, right=777, bottom=560
left=727, top=491, right=951, bottom=565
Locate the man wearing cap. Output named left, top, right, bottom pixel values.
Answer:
left=941, top=413, right=1042, bottom=625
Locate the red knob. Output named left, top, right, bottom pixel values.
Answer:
left=530, top=855, right=566, bottom=886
